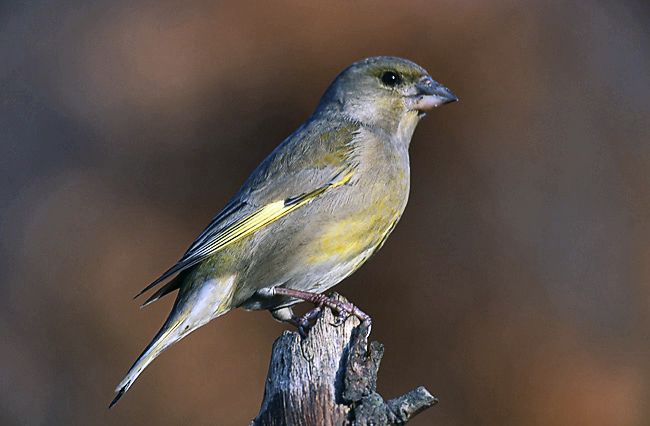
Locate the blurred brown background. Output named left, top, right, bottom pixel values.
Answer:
left=2, top=1, right=649, bottom=425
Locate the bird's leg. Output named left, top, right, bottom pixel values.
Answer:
left=271, top=287, right=371, bottom=326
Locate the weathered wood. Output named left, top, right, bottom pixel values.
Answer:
left=252, top=294, right=437, bottom=425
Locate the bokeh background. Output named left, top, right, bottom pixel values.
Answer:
left=2, top=1, right=649, bottom=425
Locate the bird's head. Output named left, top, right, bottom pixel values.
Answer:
left=317, top=56, right=457, bottom=141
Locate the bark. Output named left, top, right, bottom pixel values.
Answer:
left=252, top=294, right=437, bottom=425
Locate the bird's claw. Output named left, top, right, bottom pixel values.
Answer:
left=293, top=319, right=310, bottom=339
left=290, top=306, right=323, bottom=338
left=320, top=293, right=370, bottom=326
left=331, top=308, right=351, bottom=326
left=272, top=287, right=372, bottom=336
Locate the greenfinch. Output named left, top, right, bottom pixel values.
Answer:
left=110, top=56, right=457, bottom=407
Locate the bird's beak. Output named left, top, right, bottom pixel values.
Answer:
left=406, top=76, right=458, bottom=113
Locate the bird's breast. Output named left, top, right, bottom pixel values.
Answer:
left=306, top=150, right=410, bottom=267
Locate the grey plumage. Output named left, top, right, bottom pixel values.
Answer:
left=110, top=56, right=457, bottom=407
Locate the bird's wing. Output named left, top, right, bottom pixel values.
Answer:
left=134, top=119, right=361, bottom=301
left=134, top=165, right=355, bottom=300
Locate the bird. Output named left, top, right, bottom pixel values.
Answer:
left=110, top=56, right=457, bottom=407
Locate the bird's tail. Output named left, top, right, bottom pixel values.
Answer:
left=109, top=276, right=238, bottom=408
left=109, top=304, right=186, bottom=408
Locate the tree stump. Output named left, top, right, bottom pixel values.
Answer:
left=252, top=294, right=437, bottom=425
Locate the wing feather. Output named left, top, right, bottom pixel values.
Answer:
left=134, top=167, right=354, bottom=300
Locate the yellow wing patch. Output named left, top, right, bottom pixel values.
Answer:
left=189, top=168, right=354, bottom=259
left=135, top=167, right=354, bottom=300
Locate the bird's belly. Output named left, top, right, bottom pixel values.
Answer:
left=239, top=156, right=410, bottom=310
left=288, top=219, right=383, bottom=293
left=238, top=202, right=403, bottom=311
left=303, top=208, right=396, bottom=267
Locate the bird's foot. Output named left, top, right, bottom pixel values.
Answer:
left=271, top=287, right=371, bottom=331
left=331, top=308, right=352, bottom=327
left=289, top=306, right=322, bottom=338
left=315, top=293, right=371, bottom=326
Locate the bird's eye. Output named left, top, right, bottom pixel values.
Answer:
left=380, top=71, right=402, bottom=87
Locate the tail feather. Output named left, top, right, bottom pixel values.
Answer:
left=109, top=275, right=238, bottom=408
left=109, top=387, right=126, bottom=409
left=108, top=307, right=185, bottom=409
